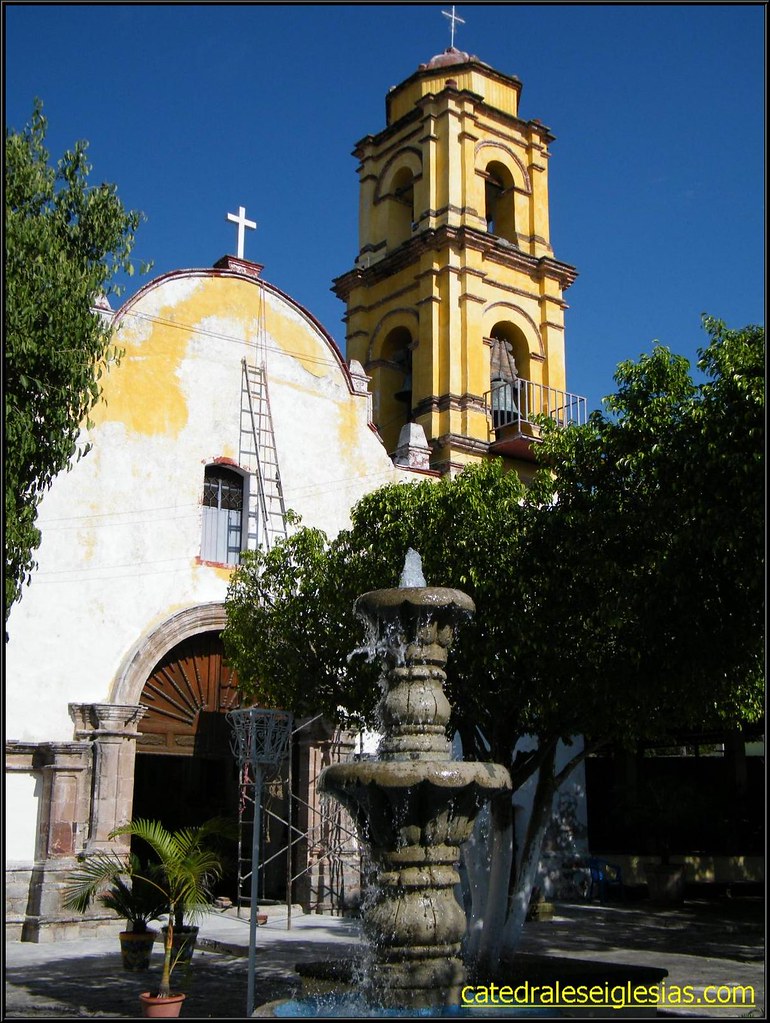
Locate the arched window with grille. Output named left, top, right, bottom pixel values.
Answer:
left=201, top=465, right=244, bottom=565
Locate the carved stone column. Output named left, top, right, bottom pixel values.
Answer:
left=19, top=742, right=93, bottom=940
left=69, top=703, right=146, bottom=852
left=37, top=743, right=92, bottom=860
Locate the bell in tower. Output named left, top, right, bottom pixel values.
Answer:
left=333, top=40, right=584, bottom=479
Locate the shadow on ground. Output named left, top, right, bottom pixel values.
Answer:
left=4, top=942, right=360, bottom=1019
left=5, top=899, right=763, bottom=1018
left=520, top=898, right=764, bottom=964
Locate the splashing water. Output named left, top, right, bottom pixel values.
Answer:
left=348, top=549, right=428, bottom=664
left=317, top=565, right=513, bottom=1013
left=273, top=993, right=555, bottom=1016
left=399, top=548, right=427, bottom=587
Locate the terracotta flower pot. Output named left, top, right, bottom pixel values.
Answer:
left=139, top=992, right=186, bottom=1018
left=119, top=930, right=157, bottom=971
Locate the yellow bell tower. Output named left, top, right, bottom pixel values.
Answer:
left=333, top=46, right=584, bottom=478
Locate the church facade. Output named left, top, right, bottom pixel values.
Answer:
left=5, top=45, right=587, bottom=940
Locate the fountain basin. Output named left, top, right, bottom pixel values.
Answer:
left=319, top=760, right=511, bottom=851
left=319, top=758, right=511, bottom=1007
left=356, top=586, right=475, bottom=622
left=256, top=994, right=561, bottom=1017
left=316, top=567, right=512, bottom=1010
left=354, top=586, right=475, bottom=673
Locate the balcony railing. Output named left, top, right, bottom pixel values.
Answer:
left=485, top=378, right=587, bottom=434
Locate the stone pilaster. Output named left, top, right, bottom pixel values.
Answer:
left=37, top=743, right=93, bottom=859
left=293, top=719, right=358, bottom=913
left=12, top=741, right=97, bottom=941
left=392, top=422, right=432, bottom=470
left=69, top=703, right=145, bottom=852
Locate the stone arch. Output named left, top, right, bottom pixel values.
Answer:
left=370, top=308, right=420, bottom=363
left=474, top=140, right=531, bottom=193
left=367, top=311, right=419, bottom=456
left=483, top=302, right=544, bottom=363
left=135, top=630, right=240, bottom=759
left=121, top=605, right=243, bottom=871
left=376, top=148, right=423, bottom=249
left=111, top=603, right=228, bottom=707
left=374, top=147, right=423, bottom=204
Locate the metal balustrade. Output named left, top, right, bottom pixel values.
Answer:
left=486, top=378, right=587, bottom=434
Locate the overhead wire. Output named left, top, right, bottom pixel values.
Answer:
left=116, top=301, right=342, bottom=375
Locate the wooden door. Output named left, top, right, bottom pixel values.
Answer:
left=136, top=632, right=240, bottom=757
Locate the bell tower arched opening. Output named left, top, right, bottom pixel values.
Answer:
left=388, top=166, right=416, bottom=249
left=484, top=161, right=516, bottom=243
left=489, top=321, right=529, bottom=429
left=371, top=325, right=414, bottom=455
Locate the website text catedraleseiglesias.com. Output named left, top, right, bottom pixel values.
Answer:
left=460, top=980, right=757, bottom=1011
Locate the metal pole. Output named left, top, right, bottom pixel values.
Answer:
left=286, top=730, right=293, bottom=930
left=246, top=763, right=263, bottom=1018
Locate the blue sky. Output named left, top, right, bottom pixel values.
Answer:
left=5, top=3, right=765, bottom=413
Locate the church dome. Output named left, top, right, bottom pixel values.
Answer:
left=419, top=46, right=475, bottom=70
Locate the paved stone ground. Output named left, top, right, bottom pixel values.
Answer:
left=516, top=898, right=764, bottom=1018
left=4, top=896, right=764, bottom=1018
left=2, top=936, right=365, bottom=1018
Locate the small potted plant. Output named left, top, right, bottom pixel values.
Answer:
left=111, top=817, right=235, bottom=1017
left=64, top=851, right=167, bottom=971
left=65, top=816, right=235, bottom=1017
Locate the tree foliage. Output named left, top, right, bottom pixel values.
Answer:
left=226, top=317, right=764, bottom=762
left=224, top=460, right=532, bottom=756
left=4, top=101, right=145, bottom=620
left=529, top=315, right=765, bottom=742
left=224, top=316, right=764, bottom=964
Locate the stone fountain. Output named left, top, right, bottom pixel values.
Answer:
left=318, top=552, right=512, bottom=1011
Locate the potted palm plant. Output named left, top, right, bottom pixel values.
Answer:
left=64, top=851, right=167, bottom=971
left=65, top=816, right=235, bottom=1018
left=121, top=818, right=235, bottom=977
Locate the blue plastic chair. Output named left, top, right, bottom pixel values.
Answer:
left=588, top=857, right=624, bottom=901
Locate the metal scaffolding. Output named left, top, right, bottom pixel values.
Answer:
left=227, top=709, right=361, bottom=1014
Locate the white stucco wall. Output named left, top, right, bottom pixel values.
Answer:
left=5, top=265, right=416, bottom=744
left=5, top=773, right=40, bottom=863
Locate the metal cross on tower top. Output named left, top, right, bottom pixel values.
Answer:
left=442, top=5, right=465, bottom=48
left=226, top=205, right=257, bottom=260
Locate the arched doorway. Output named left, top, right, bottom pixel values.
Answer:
left=132, top=632, right=242, bottom=852
left=127, top=625, right=353, bottom=909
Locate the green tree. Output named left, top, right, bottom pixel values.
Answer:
left=529, top=316, right=764, bottom=738
left=5, top=101, right=145, bottom=621
left=224, top=317, right=764, bottom=970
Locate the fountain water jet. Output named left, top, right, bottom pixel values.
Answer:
left=318, top=556, right=511, bottom=1011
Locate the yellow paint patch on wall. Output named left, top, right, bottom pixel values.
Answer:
left=334, top=397, right=367, bottom=456
left=195, top=560, right=235, bottom=583
left=91, top=320, right=190, bottom=437
left=265, top=302, right=334, bottom=379
left=91, top=277, right=262, bottom=437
